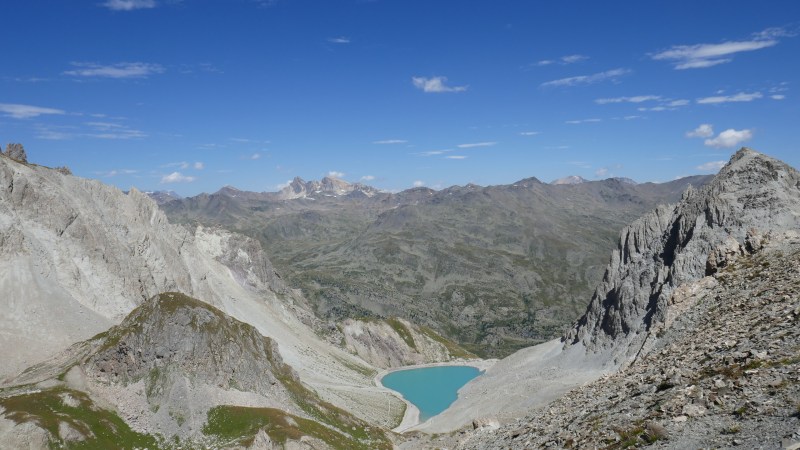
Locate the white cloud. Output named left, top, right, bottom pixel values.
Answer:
left=537, top=54, right=588, bottom=66
left=416, top=150, right=451, bottom=156
left=194, top=162, right=204, bottom=170
left=637, top=106, right=667, bottom=112
left=651, top=28, right=787, bottom=69
left=696, top=161, right=727, bottom=171
left=595, top=167, right=609, bottom=177
left=668, top=99, right=690, bottom=107
left=686, top=124, right=714, bottom=138
left=0, top=103, right=65, bottom=119
left=84, top=121, right=147, bottom=139
left=327, top=36, right=351, bottom=44
left=561, top=54, right=588, bottom=64
left=361, top=175, right=375, bottom=181
left=696, top=92, right=763, bottom=104
left=161, top=171, right=195, bottom=184
left=445, top=155, right=467, bottom=160
left=540, top=68, right=629, bottom=88
left=275, top=180, right=292, bottom=190
left=372, top=139, right=407, bottom=144
left=565, top=118, right=602, bottom=124
left=327, top=171, right=345, bottom=178
left=704, top=128, right=753, bottom=148
left=249, top=153, right=261, bottom=160
left=457, top=142, right=496, bottom=148
left=97, top=169, right=138, bottom=177
left=771, top=94, right=786, bottom=100
left=412, top=180, right=425, bottom=187
left=412, top=76, right=467, bottom=93
left=595, top=95, right=661, bottom=104
left=101, top=0, right=156, bottom=10
left=519, top=131, right=540, bottom=136
left=64, top=62, right=165, bottom=79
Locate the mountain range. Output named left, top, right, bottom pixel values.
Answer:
left=162, top=173, right=712, bottom=356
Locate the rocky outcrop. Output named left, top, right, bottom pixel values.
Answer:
left=341, top=317, right=475, bottom=368
left=275, top=176, right=380, bottom=200
left=566, top=148, right=800, bottom=363
left=458, top=233, right=800, bottom=449
left=3, top=143, right=26, bottom=163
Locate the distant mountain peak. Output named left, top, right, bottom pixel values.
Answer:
left=608, top=177, right=637, bottom=185
left=276, top=176, right=379, bottom=200
left=551, top=175, right=587, bottom=185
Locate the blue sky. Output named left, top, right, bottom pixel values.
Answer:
left=1, top=1, right=798, bottom=195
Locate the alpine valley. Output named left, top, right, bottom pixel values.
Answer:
left=1, top=146, right=799, bottom=449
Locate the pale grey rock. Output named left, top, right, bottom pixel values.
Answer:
left=473, top=417, right=500, bottom=430
left=566, top=148, right=800, bottom=364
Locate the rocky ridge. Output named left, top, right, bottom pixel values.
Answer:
left=567, top=147, right=800, bottom=364
left=457, top=231, right=800, bottom=449
left=1, top=292, right=392, bottom=448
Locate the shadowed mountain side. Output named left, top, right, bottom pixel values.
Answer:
left=163, top=174, right=712, bottom=357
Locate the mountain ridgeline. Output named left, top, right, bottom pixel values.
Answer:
left=163, top=173, right=712, bottom=356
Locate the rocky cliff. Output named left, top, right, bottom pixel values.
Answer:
left=566, top=148, right=800, bottom=363
left=456, top=231, right=800, bottom=449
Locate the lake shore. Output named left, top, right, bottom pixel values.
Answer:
left=373, top=358, right=497, bottom=433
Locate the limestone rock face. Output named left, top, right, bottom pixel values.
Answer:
left=566, top=148, right=800, bottom=362
left=3, top=143, right=26, bottom=163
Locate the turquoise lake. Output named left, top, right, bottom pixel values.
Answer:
left=380, top=365, right=482, bottom=421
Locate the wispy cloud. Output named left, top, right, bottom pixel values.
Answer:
left=96, top=169, right=138, bottom=178
left=249, top=153, right=262, bottom=160
left=565, top=118, right=602, bottom=124
left=101, top=0, right=156, bottom=11
left=415, top=149, right=452, bottom=157
left=412, top=180, right=425, bottom=187
left=194, top=162, right=204, bottom=170
left=84, top=121, right=147, bottom=139
left=445, top=155, right=467, bottom=160
left=595, top=95, right=661, bottom=104
left=412, top=76, right=467, bottom=93
left=64, top=62, right=165, bottom=79
left=540, top=68, right=629, bottom=88
left=0, top=103, right=65, bottom=119
left=161, top=172, right=195, bottom=184
left=519, top=131, right=540, bottom=136
left=372, top=139, right=407, bottom=144
left=457, top=142, right=496, bottom=148
left=696, top=160, right=726, bottom=171
left=704, top=128, right=753, bottom=148
left=771, top=94, right=786, bottom=100
left=327, top=36, right=351, bottom=44
left=327, top=171, right=345, bottom=178
left=361, top=175, right=375, bottom=181
left=650, top=27, right=792, bottom=70
left=686, top=124, right=714, bottom=138
left=696, top=92, right=763, bottom=104
left=536, top=54, right=588, bottom=66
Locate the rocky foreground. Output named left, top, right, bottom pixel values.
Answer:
left=454, top=232, right=800, bottom=449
